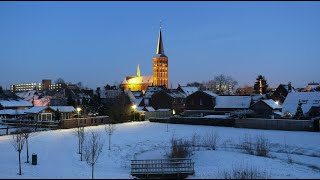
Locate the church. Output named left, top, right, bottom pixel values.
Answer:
left=120, top=25, right=169, bottom=92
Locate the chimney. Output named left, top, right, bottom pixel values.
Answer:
left=288, top=82, right=292, bottom=92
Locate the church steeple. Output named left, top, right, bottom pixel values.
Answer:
left=153, top=21, right=169, bottom=89
left=155, top=22, right=166, bottom=57
left=137, top=64, right=140, bottom=77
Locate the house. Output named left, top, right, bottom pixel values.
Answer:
left=150, top=89, right=186, bottom=115
left=304, top=82, right=320, bottom=92
left=0, top=99, right=33, bottom=110
left=282, top=92, right=320, bottom=118
left=214, top=96, right=252, bottom=112
left=24, top=106, right=75, bottom=121
left=138, top=86, right=166, bottom=107
left=177, top=86, right=199, bottom=96
left=250, top=99, right=282, bottom=118
left=185, top=90, right=218, bottom=110
left=271, top=82, right=295, bottom=104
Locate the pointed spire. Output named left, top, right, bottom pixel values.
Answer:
left=137, top=64, right=141, bottom=77
left=156, top=21, right=165, bottom=55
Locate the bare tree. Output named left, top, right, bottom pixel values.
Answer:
left=202, top=131, right=220, bottom=150
left=84, top=132, right=104, bottom=179
left=204, top=74, right=238, bottom=95
left=105, top=122, right=115, bottom=150
left=11, top=129, right=25, bottom=175
left=74, top=124, right=86, bottom=161
left=20, top=127, right=34, bottom=163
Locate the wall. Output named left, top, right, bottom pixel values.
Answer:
left=60, top=116, right=110, bottom=129
left=149, top=117, right=319, bottom=132
left=235, top=118, right=315, bottom=131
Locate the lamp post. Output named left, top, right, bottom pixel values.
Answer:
left=76, top=107, right=81, bottom=126
left=132, top=105, right=137, bottom=121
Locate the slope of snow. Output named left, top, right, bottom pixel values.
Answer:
left=0, top=121, right=319, bottom=179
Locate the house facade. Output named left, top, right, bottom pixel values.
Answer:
left=150, top=89, right=186, bottom=115
left=185, top=91, right=218, bottom=110
left=250, top=99, right=282, bottom=118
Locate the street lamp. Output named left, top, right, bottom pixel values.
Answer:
left=132, top=105, right=137, bottom=121
left=76, top=107, right=81, bottom=126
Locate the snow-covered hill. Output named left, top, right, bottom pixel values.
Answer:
left=0, top=121, right=319, bottom=179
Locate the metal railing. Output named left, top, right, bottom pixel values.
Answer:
left=131, top=158, right=194, bottom=177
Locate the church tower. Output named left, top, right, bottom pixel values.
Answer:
left=153, top=24, right=168, bottom=88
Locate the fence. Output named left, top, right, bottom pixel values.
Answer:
left=149, top=117, right=319, bottom=132
left=60, top=116, right=110, bottom=129
left=131, top=158, right=194, bottom=178
left=145, top=110, right=173, bottom=120
left=1, top=119, right=59, bottom=129
left=235, top=118, right=316, bottom=131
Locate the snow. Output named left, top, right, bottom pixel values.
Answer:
left=0, top=109, right=26, bottom=115
left=23, top=106, right=75, bottom=114
left=0, top=100, right=33, bottom=108
left=23, top=106, right=48, bottom=114
left=262, top=99, right=282, bottom=109
left=49, top=106, right=75, bottom=113
left=203, top=115, right=230, bottom=119
left=121, top=75, right=153, bottom=85
left=282, top=92, right=320, bottom=115
left=0, top=121, right=319, bottom=179
left=179, top=86, right=199, bottom=96
left=203, top=90, right=218, bottom=97
left=215, top=96, right=251, bottom=109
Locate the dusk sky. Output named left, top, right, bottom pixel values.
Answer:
left=0, top=1, right=319, bottom=90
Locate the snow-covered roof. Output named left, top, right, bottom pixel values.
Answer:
left=251, top=94, right=265, bottom=103
left=306, top=84, right=320, bottom=91
left=178, top=86, right=199, bottom=96
left=273, top=111, right=283, bottom=116
left=156, top=109, right=171, bottom=111
left=124, top=90, right=136, bottom=104
left=215, top=96, right=251, bottom=109
left=0, top=109, right=26, bottom=115
left=262, top=99, right=282, bottom=109
left=121, top=75, right=153, bottom=85
left=24, top=106, right=48, bottom=114
left=131, top=91, right=143, bottom=97
left=203, top=91, right=218, bottom=97
left=135, top=98, right=143, bottom=106
left=24, top=106, right=75, bottom=114
left=0, top=99, right=33, bottom=108
left=49, top=106, right=76, bottom=113
left=164, top=90, right=186, bottom=99
left=282, top=92, right=320, bottom=115
left=137, top=106, right=156, bottom=112
left=144, top=86, right=165, bottom=98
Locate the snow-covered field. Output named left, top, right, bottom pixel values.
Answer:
left=0, top=121, right=320, bottom=179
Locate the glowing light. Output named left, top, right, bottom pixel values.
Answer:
left=275, top=101, right=279, bottom=105
left=132, top=105, right=137, bottom=110
left=76, top=107, right=82, bottom=112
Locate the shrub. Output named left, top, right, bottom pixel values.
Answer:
left=167, top=137, right=191, bottom=159
left=241, top=133, right=254, bottom=155
left=255, top=135, right=269, bottom=157
left=240, top=134, right=270, bottom=157
left=202, top=131, right=220, bottom=150
left=223, top=165, right=270, bottom=179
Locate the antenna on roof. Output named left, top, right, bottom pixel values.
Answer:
left=160, top=19, right=162, bottom=29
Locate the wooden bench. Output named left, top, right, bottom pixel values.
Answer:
left=131, top=158, right=194, bottom=179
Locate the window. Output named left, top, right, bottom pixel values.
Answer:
left=40, top=113, right=52, bottom=121
left=200, top=98, right=203, bottom=105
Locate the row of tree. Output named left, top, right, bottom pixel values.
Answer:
left=73, top=121, right=115, bottom=179
left=186, top=74, right=269, bottom=95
